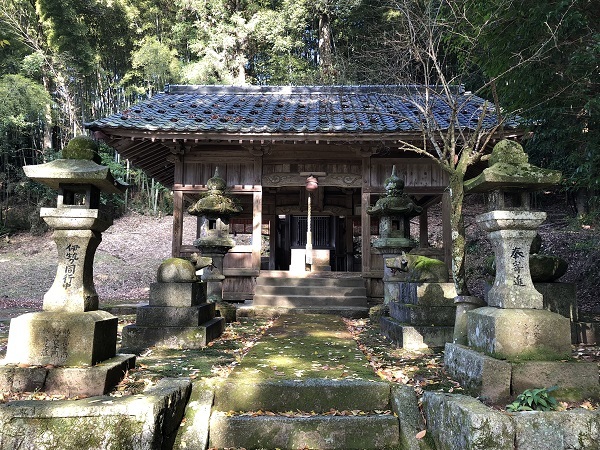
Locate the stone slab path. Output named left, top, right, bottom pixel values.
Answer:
left=228, top=313, right=379, bottom=384
left=205, top=314, right=422, bottom=449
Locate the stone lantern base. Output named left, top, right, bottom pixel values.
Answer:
left=467, top=307, right=572, bottom=360
left=444, top=306, right=599, bottom=404
left=1, top=310, right=135, bottom=396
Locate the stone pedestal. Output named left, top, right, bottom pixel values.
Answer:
left=375, top=242, right=412, bottom=305
left=4, top=311, right=117, bottom=366
left=197, top=245, right=231, bottom=303
left=467, top=307, right=571, bottom=360
left=477, top=210, right=546, bottom=309
left=121, top=273, right=225, bottom=353
left=380, top=281, right=456, bottom=349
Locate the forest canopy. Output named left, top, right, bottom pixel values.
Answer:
left=0, top=0, right=598, bottom=230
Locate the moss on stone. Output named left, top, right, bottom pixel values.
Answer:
left=489, top=139, right=528, bottom=166
left=62, top=135, right=101, bottom=162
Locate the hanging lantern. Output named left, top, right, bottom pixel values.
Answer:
left=305, top=175, right=318, bottom=191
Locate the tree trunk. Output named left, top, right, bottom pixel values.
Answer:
left=318, top=12, right=334, bottom=81
left=449, top=168, right=470, bottom=296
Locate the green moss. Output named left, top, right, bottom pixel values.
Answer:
left=228, top=314, right=379, bottom=383
left=412, top=256, right=445, bottom=270
left=18, top=416, right=143, bottom=449
left=489, top=140, right=528, bottom=166
left=62, top=135, right=101, bottom=162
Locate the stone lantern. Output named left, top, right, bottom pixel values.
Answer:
left=188, top=167, right=242, bottom=303
left=444, top=140, right=598, bottom=403
left=0, top=136, right=134, bottom=396
left=367, top=165, right=422, bottom=303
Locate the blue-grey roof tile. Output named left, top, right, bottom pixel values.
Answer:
left=86, top=85, right=519, bottom=136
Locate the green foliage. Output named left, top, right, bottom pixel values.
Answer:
left=0, top=74, right=52, bottom=130
left=447, top=0, right=600, bottom=215
left=506, top=386, right=558, bottom=412
left=130, top=36, right=180, bottom=92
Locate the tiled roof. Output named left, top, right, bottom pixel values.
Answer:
left=86, top=85, right=516, bottom=136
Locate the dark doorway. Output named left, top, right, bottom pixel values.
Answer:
left=274, top=215, right=355, bottom=271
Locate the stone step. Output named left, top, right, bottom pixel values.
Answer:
left=254, top=284, right=367, bottom=297
left=237, top=305, right=370, bottom=319
left=257, top=276, right=365, bottom=288
left=209, top=413, right=400, bottom=450
left=214, top=379, right=391, bottom=412
left=253, top=294, right=368, bottom=308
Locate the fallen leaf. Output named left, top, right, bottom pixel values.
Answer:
left=416, top=430, right=426, bottom=439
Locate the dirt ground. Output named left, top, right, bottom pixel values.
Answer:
left=0, top=194, right=599, bottom=314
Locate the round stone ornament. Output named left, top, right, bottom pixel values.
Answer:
left=157, top=258, right=197, bottom=282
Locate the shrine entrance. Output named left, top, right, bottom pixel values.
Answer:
left=266, top=185, right=362, bottom=273
left=274, top=215, right=359, bottom=272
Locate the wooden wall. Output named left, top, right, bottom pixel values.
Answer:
left=171, top=144, right=450, bottom=302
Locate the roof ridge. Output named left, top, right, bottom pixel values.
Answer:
left=163, top=84, right=464, bottom=95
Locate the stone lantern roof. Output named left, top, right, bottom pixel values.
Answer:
left=464, top=140, right=561, bottom=193
left=23, top=159, right=127, bottom=194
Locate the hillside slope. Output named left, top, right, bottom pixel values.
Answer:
left=1, top=195, right=598, bottom=314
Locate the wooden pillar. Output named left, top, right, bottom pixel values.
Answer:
left=419, top=207, right=429, bottom=248
left=345, top=216, right=354, bottom=272
left=442, top=192, right=452, bottom=270
left=171, top=155, right=185, bottom=257
left=252, top=190, right=262, bottom=271
left=252, top=151, right=263, bottom=271
left=361, top=156, right=371, bottom=274
left=172, top=190, right=184, bottom=257
left=268, top=215, right=276, bottom=270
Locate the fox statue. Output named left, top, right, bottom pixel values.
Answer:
left=385, top=251, right=449, bottom=282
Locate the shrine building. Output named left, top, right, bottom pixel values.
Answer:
left=85, top=84, right=521, bottom=301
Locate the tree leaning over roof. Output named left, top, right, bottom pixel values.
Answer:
left=359, top=1, right=499, bottom=296
left=364, top=0, right=575, bottom=296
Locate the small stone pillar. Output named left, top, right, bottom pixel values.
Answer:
left=188, top=168, right=242, bottom=303
left=367, top=166, right=422, bottom=304
left=0, top=136, right=135, bottom=396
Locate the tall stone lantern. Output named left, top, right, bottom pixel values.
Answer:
left=188, top=167, right=242, bottom=303
left=444, top=140, right=598, bottom=403
left=0, top=136, right=134, bottom=396
left=367, top=166, right=422, bottom=303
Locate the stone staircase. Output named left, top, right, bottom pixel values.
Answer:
left=200, top=313, right=429, bottom=450
left=209, top=379, right=402, bottom=449
left=241, top=271, right=370, bottom=318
